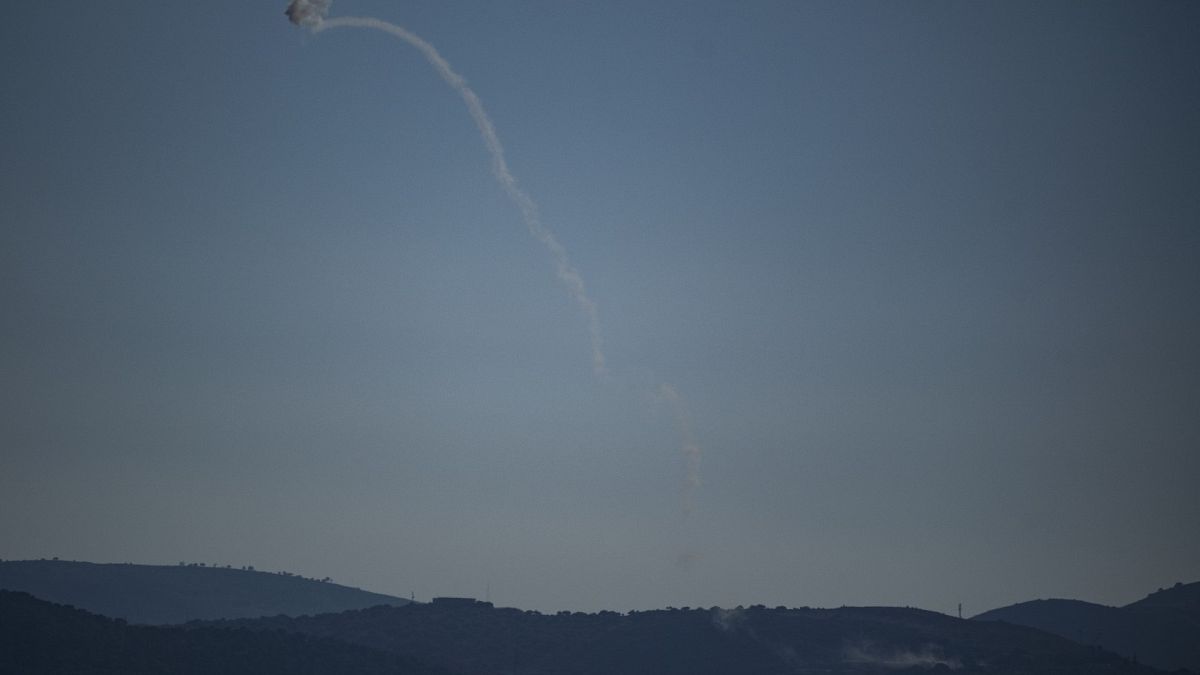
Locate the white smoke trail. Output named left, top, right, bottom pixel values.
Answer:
left=307, top=15, right=607, bottom=378
left=657, top=383, right=702, bottom=517
left=287, top=2, right=701, bottom=520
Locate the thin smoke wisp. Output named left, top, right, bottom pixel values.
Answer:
left=286, top=0, right=702, bottom=519
left=657, top=383, right=703, bottom=516
left=299, top=11, right=606, bottom=378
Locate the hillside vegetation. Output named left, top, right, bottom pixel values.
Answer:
left=0, top=559, right=407, bottom=624
left=0, top=590, right=445, bottom=675
left=973, top=581, right=1200, bottom=673
left=215, top=600, right=1156, bottom=674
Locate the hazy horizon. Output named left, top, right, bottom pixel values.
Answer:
left=2, top=0, right=1197, bottom=615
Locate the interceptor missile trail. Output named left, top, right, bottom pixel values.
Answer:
left=286, top=0, right=702, bottom=523
left=297, top=10, right=606, bottom=378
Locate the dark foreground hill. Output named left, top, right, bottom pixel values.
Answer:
left=214, top=599, right=1157, bottom=674
left=0, top=559, right=408, bottom=624
left=0, top=590, right=445, bottom=675
left=973, top=581, right=1200, bottom=673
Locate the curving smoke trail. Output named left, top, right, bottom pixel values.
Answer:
left=286, top=0, right=702, bottom=520
left=296, top=10, right=605, bottom=378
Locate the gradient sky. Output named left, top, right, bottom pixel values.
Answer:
left=2, top=1, right=1198, bottom=615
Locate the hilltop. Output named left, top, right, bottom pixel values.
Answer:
left=1127, top=581, right=1200, bottom=612
left=973, top=581, right=1200, bottom=672
left=0, top=559, right=408, bottom=624
left=0, top=590, right=444, bottom=675
left=3, top=558, right=1188, bottom=673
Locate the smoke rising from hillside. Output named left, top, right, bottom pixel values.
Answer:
left=842, top=641, right=962, bottom=670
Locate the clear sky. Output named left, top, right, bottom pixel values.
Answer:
left=2, top=1, right=1198, bottom=615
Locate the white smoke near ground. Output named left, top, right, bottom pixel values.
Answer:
left=842, top=640, right=962, bottom=670
left=287, top=1, right=704, bottom=528
left=711, top=607, right=747, bottom=633
left=710, top=608, right=801, bottom=669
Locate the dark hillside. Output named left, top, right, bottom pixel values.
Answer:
left=1126, top=581, right=1200, bottom=613
left=974, top=600, right=1129, bottom=647
left=216, top=600, right=1155, bottom=674
left=974, top=587, right=1200, bottom=673
left=0, top=559, right=408, bottom=624
left=0, top=590, right=445, bottom=675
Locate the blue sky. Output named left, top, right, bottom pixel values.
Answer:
left=2, top=0, right=1198, bottom=613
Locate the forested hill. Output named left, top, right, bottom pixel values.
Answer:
left=1127, top=581, right=1200, bottom=612
left=972, top=581, right=1200, bottom=673
left=0, top=590, right=443, bottom=675
left=0, top=559, right=408, bottom=624
left=213, top=600, right=1157, bottom=675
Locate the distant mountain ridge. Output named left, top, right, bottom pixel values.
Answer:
left=973, top=581, right=1200, bottom=673
left=1127, top=581, right=1200, bottom=612
left=211, top=600, right=1156, bottom=674
left=0, top=559, right=409, bottom=624
left=0, top=590, right=444, bottom=675
left=4, top=558, right=1189, bottom=673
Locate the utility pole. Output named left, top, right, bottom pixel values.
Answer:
left=958, top=603, right=962, bottom=619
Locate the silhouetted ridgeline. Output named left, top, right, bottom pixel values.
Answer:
left=973, top=581, right=1200, bottom=673
left=212, top=601, right=1158, bottom=674
left=0, top=590, right=446, bottom=675
left=1127, top=581, right=1200, bottom=612
left=4, top=558, right=1189, bottom=673
left=0, top=559, right=408, bottom=624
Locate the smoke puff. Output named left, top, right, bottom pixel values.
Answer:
left=286, top=0, right=331, bottom=27
left=842, top=641, right=962, bottom=670
left=711, top=607, right=746, bottom=632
